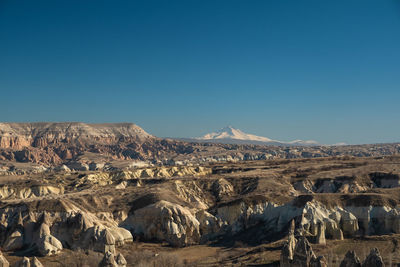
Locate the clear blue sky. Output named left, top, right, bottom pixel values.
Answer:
left=1, top=1, right=399, bottom=144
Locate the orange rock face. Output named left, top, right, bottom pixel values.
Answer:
left=0, top=136, right=31, bottom=150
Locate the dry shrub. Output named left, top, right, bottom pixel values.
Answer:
left=153, top=253, right=181, bottom=267
left=125, top=251, right=183, bottom=267
left=324, top=250, right=341, bottom=267
left=51, top=249, right=103, bottom=267
left=125, top=250, right=154, bottom=266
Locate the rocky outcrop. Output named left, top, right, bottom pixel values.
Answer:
left=1, top=123, right=399, bottom=166
left=211, top=178, right=234, bottom=200
left=339, top=248, right=384, bottom=267
left=1, top=156, right=400, bottom=265
left=66, top=162, right=90, bottom=171
left=36, top=234, right=63, bottom=256
left=0, top=204, right=133, bottom=257
left=370, top=172, right=400, bottom=188
left=195, top=210, right=224, bottom=239
left=340, top=211, right=359, bottom=236
left=115, top=253, right=127, bottom=267
left=72, top=167, right=212, bottom=189
left=125, top=200, right=201, bottom=247
left=294, top=178, right=369, bottom=194
left=1, top=211, right=64, bottom=257
left=99, top=229, right=116, bottom=254
left=108, top=227, right=133, bottom=246
left=0, top=251, right=9, bottom=267
left=280, top=220, right=297, bottom=266
left=100, top=251, right=126, bottom=267
left=0, top=185, right=63, bottom=200
left=291, top=237, right=316, bottom=266
left=310, top=256, right=328, bottom=267
left=3, top=229, right=24, bottom=251
left=0, top=122, right=152, bottom=150
left=325, top=219, right=343, bottom=240
left=315, top=222, right=326, bottom=245
left=70, top=224, right=132, bottom=254
left=173, top=180, right=210, bottom=209
left=340, top=250, right=361, bottom=267
left=113, top=166, right=211, bottom=180
left=53, top=164, right=71, bottom=172
left=362, top=248, right=384, bottom=267
left=281, top=234, right=328, bottom=267
left=293, top=180, right=315, bottom=194
left=214, top=196, right=400, bottom=247
left=31, top=257, right=44, bottom=267
left=0, top=122, right=190, bottom=164
left=1, top=194, right=394, bottom=261
left=0, top=196, right=389, bottom=256
left=99, top=251, right=117, bottom=267
left=0, top=122, right=235, bottom=165
left=15, top=257, right=30, bottom=267
left=35, top=214, right=63, bottom=256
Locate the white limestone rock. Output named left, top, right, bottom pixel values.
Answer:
left=126, top=200, right=201, bottom=247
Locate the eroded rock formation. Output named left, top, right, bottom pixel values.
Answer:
left=31, top=257, right=44, bottom=267
left=362, top=248, right=384, bottom=267
left=15, top=257, right=30, bottom=267
left=281, top=233, right=328, bottom=267
left=340, top=250, right=362, bottom=267
left=100, top=251, right=127, bottom=267
left=1, top=155, right=400, bottom=264
left=125, top=200, right=202, bottom=247
left=1, top=122, right=399, bottom=166
left=0, top=251, right=9, bottom=267
left=339, top=248, right=384, bottom=267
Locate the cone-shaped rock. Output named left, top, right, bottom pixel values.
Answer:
left=362, top=248, right=384, bottom=267
left=291, top=236, right=316, bottom=266
left=340, top=250, right=361, bottom=267
left=31, top=257, right=44, bottom=267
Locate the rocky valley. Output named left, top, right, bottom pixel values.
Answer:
left=0, top=123, right=400, bottom=266
left=0, top=122, right=399, bottom=169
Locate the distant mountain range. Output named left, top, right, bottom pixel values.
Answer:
left=193, top=126, right=320, bottom=146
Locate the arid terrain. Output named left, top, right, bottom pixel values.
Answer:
left=0, top=123, right=400, bottom=266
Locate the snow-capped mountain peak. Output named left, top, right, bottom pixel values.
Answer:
left=200, top=126, right=276, bottom=142
left=197, top=126, right=319, bottom=146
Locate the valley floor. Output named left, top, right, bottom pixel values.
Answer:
left=4, top=236, right=400, bottom=266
